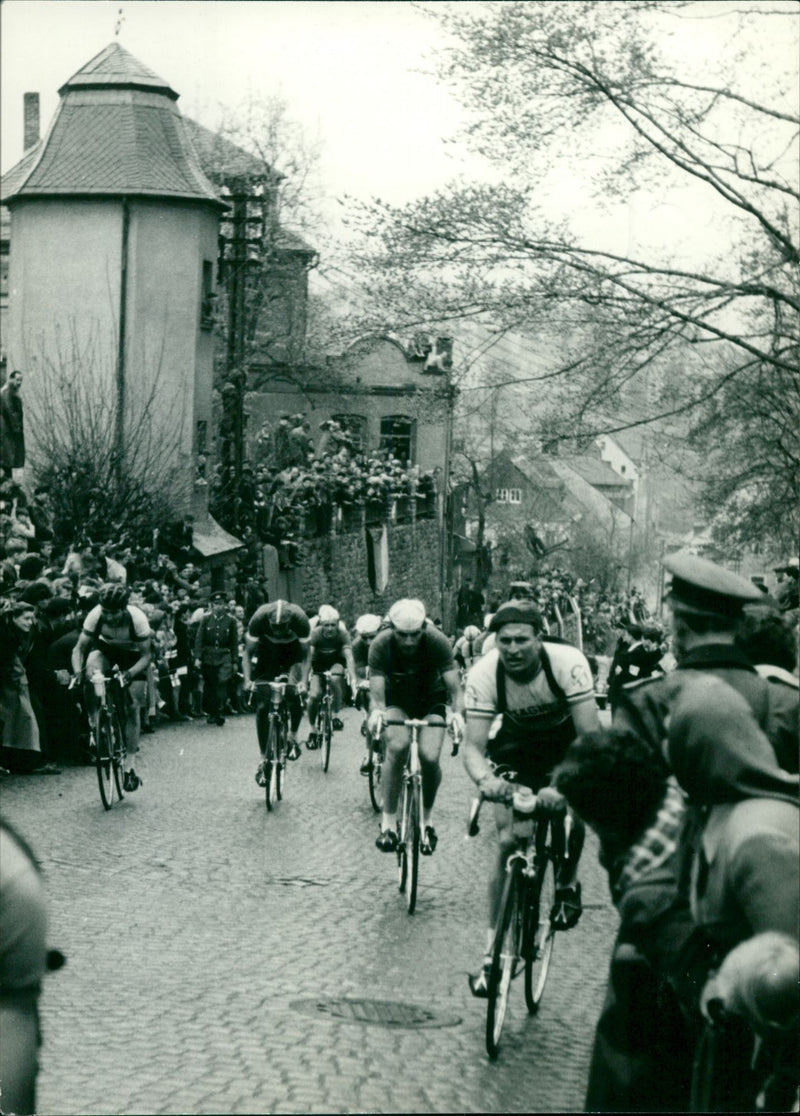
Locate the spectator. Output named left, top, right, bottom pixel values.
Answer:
left=0, top=370, right=25, bottom=480
left=0, top=603, right=58, bottom=774
left=0, top=819, right=49, bottom=1115
left=554, top=729, right=695, bottom=1111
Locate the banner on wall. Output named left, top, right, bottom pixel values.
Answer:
left=366, top=525, right=389, bottom=594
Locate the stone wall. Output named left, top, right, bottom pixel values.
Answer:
left=296, top=518, right=443, bottom=622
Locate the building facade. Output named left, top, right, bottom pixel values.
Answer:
left=1, top=43, right=226, bottom=518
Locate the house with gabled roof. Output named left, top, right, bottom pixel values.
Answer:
left=0, top=42, right=243, bottom=566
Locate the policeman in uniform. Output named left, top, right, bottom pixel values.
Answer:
left=194, top=592, right=239, bottom=726
left=614, top=552, right=798, bottom=773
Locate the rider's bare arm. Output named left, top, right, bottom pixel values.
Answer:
left=463, top=714, right=511, bottom=802
left=442, top=667, right=465, bottom=717
left=125, top=637, right=151, bottom=681
left=71, top=630, right=92, bottom=675
left=569, top=696, right=601, bottom=736
left=242, top=634, right=258, bottom=687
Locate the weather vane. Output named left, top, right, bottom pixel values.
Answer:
left=114, top=6, right=125, bottom=37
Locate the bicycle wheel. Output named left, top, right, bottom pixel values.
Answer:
left=95, top=708, right=115, bottom=810
left=404, top=784, right=420, bottom=914
left=523, top=856, right=556, bottom=1013
left=275, top=735, right=284, bottom=802
left=264, top=719, right=279, bottom=811
left=486, top=859, right=524, bottom=1060
left=321, top=707, right=332, bottom=773
left=368, top=738, right=383, bottom=813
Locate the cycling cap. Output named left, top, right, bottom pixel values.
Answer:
left=317, top=604, right=340, bottom=623
left=489, top=600, right=544, bottom=633
left=355, top=613, right=382, bottom=636
left=99, top=583, right=130, bottom=611
left=388, top=599, right=426, bottom=632
left=463, top=625, right=481, bottom=640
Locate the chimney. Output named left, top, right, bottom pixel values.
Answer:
left=23, top=93, right=40, bottom=151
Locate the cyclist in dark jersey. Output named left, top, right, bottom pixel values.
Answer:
left=243, top=600, right=310, bottom=778
left=367, top=599, right=464, bottom=856
left=462, top=599, right=600, bottom=995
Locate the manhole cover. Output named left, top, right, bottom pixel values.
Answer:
left=291, top=998, right=461, bottom=1029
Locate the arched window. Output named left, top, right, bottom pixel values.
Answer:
left=331, top=414, right=367, bottom=452
left=379, top=415, right=415, bottom=465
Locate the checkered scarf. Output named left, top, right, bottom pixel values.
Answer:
left=612, top=777, right=687, bottom=904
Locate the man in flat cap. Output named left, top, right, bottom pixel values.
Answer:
left=194, top=592, right=239, bottom=727
left=614, top=552, right=798, bottom=774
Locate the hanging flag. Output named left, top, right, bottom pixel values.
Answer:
left=366, top=524, right=389, bottom=593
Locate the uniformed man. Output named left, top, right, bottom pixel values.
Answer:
left=614, top=552, right=798, bottom=774
left=193, top=592, right=239, bottom=727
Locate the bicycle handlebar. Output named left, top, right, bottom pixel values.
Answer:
left=467, top=787, right=538, bottom=837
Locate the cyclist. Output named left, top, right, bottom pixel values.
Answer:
left=462, top=599, right=600, bottom=996
left=70, top=583, right=152, bottom=791
left=243, top=599, right=310, bottom=779
left=351, top=613, right=384, bottom=775
left=367, top=598, right=465, bottom=855
left=303, top=605, right=357, bottom=749
left=454, top=624, right=482, bottom=676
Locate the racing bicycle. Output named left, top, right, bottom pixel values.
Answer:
left=310, top=669, right=336, bottom=773
left=376, top=715, right=461, bottom=914
left=467, top=787, right=565, bottom=1059
left=250, top=676, right=294, bottom=810
left=85, top=665, right=130, bottom=811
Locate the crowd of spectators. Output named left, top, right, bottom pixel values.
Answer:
left=0, top=479, right=270, bottom=777
left=209, top=415, right=437, bottom=553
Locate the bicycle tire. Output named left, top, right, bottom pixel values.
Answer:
left=486, top=859, right=524, bottom=1059
left=368, top=738, right=383, bottom=813
left=264, top=718, right=279, bottom=811
left=523, top=856, right=556, bottom=1013
left=322, top=707, right=332, bottom=773
left=96, top=708, right=115, bottom=810
left=405, top=783, right=420, bottom=914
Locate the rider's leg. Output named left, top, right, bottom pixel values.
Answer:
left=306, top=673, right=322, bottom=740
left=255, top=696, right=270, bottom=756
left=379, top=711, right=409, bottom=834
left=83, top=649, right=105, bottom=742
left=469, top=801, right=515, bottom=992
left=329, top=664, right=344, bottom=714
left=557, top=812, right=585, bottom=887
left=286, top=690, right=303, bottom=745
left=124, top=680, right=146, bottom=780
left=418, top=716, right=445, bottom=830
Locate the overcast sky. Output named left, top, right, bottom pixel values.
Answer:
left=1, top=0, right=469, bottom=204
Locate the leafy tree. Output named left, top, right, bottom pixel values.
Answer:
left=344, top=0, right=799, bottom=550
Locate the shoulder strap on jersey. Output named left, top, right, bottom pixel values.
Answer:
left=539, top=644, right=568, bottom=703
left=496, top=657, right=506, bottom=714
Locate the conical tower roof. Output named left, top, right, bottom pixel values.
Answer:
left=60, top=42, right=178, bottom=98
left=3, top=43, right=223, bottom=208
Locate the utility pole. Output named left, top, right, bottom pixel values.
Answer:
left=220, top=176, right=263, bottom=531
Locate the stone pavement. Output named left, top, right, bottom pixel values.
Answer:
left=2, top=706, right=618, bottom=1114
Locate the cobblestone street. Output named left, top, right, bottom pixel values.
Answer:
left=3, top=707, right=617, bottom=1114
